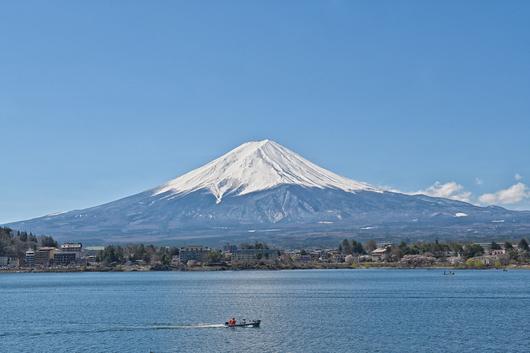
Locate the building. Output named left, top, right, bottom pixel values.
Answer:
left=470, top=255, right=497, bottom=266
left=309, top=250, right=323, bottom=261
left=61, top=243, right=83, bottom=252
left=371, top=247, right=389, bottom=261
left=178, top=246, right=210, bottom=264
left=298, top=254, right=312, bottom=263
left=25, top=249, right=35, bottom=267
left=0, top=256, right=18, bottom=268
left=171, top=255, right=181, bottom=266
left=85, top=246, right=105, bottom=262
left=344, top=254, right=355, bottom=264
left=326, top=250, right=345, bottom=263
left=85, top=246, right=105, bottom=253
left=231, top=249, right=279, bottom=264
left=53, top=252, right=78, bottom=266
left=34, top=247, right=57, bottom=267
left=85, top=246, right=105, bottom=256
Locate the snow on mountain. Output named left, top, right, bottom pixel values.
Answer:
left=154, top=139, right=380, bottom=203
left=5, top=139, right=530, bottom=245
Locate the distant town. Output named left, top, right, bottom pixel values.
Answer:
left=1, top=227, right=530, bottom=272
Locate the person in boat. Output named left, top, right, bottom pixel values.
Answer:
left=227, top=318, right=236, bottom=326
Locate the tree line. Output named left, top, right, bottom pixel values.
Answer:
left=97, top=244, right=179, bottom=266
left=338, top=238, right=530, bottom=261
left=0, top=227, right=58, bottom=259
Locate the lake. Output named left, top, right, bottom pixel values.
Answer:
left=1, top=269, right=529, bottom=353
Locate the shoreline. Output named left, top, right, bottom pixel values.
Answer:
left=2, top=263, right=530, bottom=274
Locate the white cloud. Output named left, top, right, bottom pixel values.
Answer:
left=515, top=173, right=523, bottom=181
left=396, top=176, right=530, bottom=208
left=415, top=181, right=472, bottom=203
left=478, top=182, right=530, bottom=205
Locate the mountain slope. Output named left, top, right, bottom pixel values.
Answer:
left=5, top=140, right=530, bottom=245
left=153, top=139, right=379, bottom=203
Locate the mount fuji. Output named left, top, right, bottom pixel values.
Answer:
left=5, top=140, right=530, bottom=246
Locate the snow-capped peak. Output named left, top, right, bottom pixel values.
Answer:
left=153, top=139, right=380, bottom=203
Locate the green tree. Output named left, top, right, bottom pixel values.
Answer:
left=160, top=254, right=171, bottom=266
left=518, top=238, right=529, bottom=252
left=462, top=243, right=484, bottom=259
left=255, top=242, right=269, bottom=249
left=398, top=241, right=414, bottom=255
left=132, top=244, right=147, bottom=261
left=351, top=240, right=365, bottom=254
left=100, top=245, right=125, bottom=264
left=240, top=242, right=269, bottom=250
left=504, top=241, right=517, bottom=260
left=40, top=236, right=57, bottom=248
left=341, top=239, right=352, bottom=255
left=207, top=250, right=223, bottom=263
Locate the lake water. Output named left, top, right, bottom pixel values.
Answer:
left=1, top=269, right=529, bottom=353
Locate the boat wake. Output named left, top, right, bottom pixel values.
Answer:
left=150, top=323, right=226, bottom=329
left=0, top=323, right=227, bottom=338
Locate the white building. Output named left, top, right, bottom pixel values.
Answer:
left=0, top=256, right=18, bottom=268
left=231, top=249, right=279, bottom=264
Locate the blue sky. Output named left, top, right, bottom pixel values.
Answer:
left=1, top=0, right=530, bottom=223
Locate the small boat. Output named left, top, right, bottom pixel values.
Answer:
left=224, top=319, right=261, bottom=328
